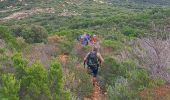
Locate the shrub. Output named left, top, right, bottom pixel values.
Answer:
left=11, top=25, right=23, bottom=37
left=100, top=57, right=166, bottom=100
left=99, top=57, right=120, bottom=87
left=122, top=26, right=138, bottom=37
left=63, top=56, right=93, bottom=99
left=0, top=73, right=20, bottom=100
left=74, top=70, right=93, bottom=98
left=53, top=29, right=94, bottom=40
left=0, top=48, right=7, bottom=62
left=0, top=25, right=18, bottom=50
left=49, top=61, right=64, bottom=100
left=12, top=53, right=28, bottom=79
left=102, top=40, right=122, bottom=51
left=22, top=25, right=48, bottom=43
left=22, top=62, right=52, bottom=100
left=58, top=40, right=74, bottom=55
left=11, top=25, right=48, bottom=43
left=12, top=53, right=70, bottom=100
left=107, top=77, right=136, bottom=100
left=16, top=37, right=28, bottom=50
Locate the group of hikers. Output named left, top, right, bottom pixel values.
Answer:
left=77, top=33, right=97, bottom=46
left=77, top=33, right=104, bottom=86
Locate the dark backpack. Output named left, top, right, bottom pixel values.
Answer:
left=87, top=52, right=98, bottom=67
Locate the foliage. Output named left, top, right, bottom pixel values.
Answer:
left=0, top=25, right=18, bottom=50
left=107, top=77, right=136, bottom=100
left=0, top=73, right=20, bottom=100
left=12, top=53, right=27, bottom=79
left=0, top=48, right=7, bottom=63
left=58, top=40, right=74, bottom=55
left=49, top=61, right=70, bottom=100
left=11, top=25, right=48, bottom=43
left=63, top=56, right=93, bottom=99
left=22, top=63, right=52, bottom=100
left=74, top=70, right=93, bottom=98
left=100, top=57, right=166, bottom=99
left=11, top=25, right=23, bottom=37
left=102, top=40, right=123, bottom=51
left=11, top=53, right=70, bottom=100
left=53, top=29, right=95, bottom=40
left=122, top=26, right=142, bottom=37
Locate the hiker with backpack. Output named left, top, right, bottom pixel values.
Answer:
left=84, top=46, right=104, bottom=86
left=77, top=33, right=90, bottom=46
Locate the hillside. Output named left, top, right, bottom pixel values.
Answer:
left=0, top=0, right=170, bottom=100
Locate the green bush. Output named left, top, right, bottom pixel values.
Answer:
left=11, top=25, right=23, bottom=37
left=58, top=40, right=74, bottom=55
left=122, top=26, right=138, bottom=37
left=0, top=73, right=20, bottom=100
left=0, top=25, right=18, bottom=50
left=49, top=61, right=66, bottom=100
left=12, top=53, right=70, bottom=100
left=107, top=77, right=136, bottom=100
left=12, top=53, right=28, bottom=79
left=22, top=63, right=52, bottom=100
left=99, top=57, right=120, bottom=86
left=22, top=25, right=48, bottom=43
left=64, top=56, right=93, bottom=99
left=100, top=57, right=166, bottom=99
left=75, top=70, right=93, bottom=98
left=53, top=29, right=94, bottom=40
left=102, top=40, right=122, bottom=51
left=11, top=25, right=48, bottom=43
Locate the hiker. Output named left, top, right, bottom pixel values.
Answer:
left=82, top=34, right=89, bottom=46
left=84, top=46, right=104, bottom=86
left=77, top=33, right=89, bottom=46
left=91, top=34, right=97, bottom=45
left=86, top=33, right=90, bottom=41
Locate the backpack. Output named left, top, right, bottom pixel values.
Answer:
left=87, top=52, right=98, bottom=67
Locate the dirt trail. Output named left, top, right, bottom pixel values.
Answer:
left=84, top=81, right=107, bottom=100
left=91, top=82, right=107, bottom=100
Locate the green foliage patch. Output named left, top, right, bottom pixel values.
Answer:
left=11, top=25, right=48, bottom=43
left=99, top=57, right=166, bottom=99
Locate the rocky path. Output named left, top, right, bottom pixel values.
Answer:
left=91, top=82, right=107, bottom=100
